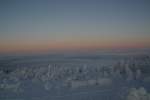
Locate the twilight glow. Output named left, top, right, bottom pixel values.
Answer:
left=0, top=0, right=150, bottom=53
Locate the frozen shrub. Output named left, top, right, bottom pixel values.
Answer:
left=87, top=79, right=97, bottom=86
left=143, top=77, right=150, bottom=83
left=135, top=69, right=142, bottom=80
left=125, top=64, right=134, bottom=81
left=127, top=87, right=150, bottom=100
left=70, top=80, right=88, bottom=88
left=96, top=78, right=112, bottom=86
left=0, top=82, right=22, bottom=92
left=44, top=82, right=52, bottom=90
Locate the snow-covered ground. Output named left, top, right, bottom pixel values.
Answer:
left=0, top=53, right=150, bottom=100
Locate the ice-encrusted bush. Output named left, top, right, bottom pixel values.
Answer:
left=68, top=78, right=112, bottom=89
left=0, top=80, right=22, bottom=92
left=143, top=77, right=150, bottom=83
left=97, top=78, right=112, bottom=86
left=44, top=82, right=53, bottom=90
left=135, top=69, right=142, bottom=80
left=125, top=64, right=134, bottom=81
left=126, top=87, right=150, bottom=100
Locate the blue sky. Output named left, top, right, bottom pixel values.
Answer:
left=0, top=0, right=150, bottom=53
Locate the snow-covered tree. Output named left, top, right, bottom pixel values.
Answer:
left=125, top=64, right=134, bottom=81
left=135, top=69, right=142, bottom=80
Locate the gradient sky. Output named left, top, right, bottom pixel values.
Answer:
left=0, top=0, right=150, bottom=53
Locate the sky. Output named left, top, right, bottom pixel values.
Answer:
left=0, top=0, right=150, bottom=53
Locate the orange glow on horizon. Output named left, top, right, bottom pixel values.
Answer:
left=0, top=37, right=150, bottom=54
left=0, top=34, right=150, bottom=54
